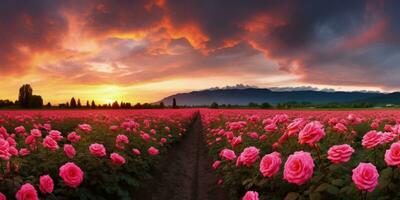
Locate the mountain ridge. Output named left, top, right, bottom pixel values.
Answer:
left=158, top=88, right=394, bottom=106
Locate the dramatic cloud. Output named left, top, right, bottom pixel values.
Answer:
left=0, top=0, right=399, bottom=103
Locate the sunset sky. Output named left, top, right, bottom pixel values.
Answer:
left=0, top=0, right=399, bottom=104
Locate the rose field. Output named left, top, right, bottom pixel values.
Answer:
left=2, top=109, right=400, bottom=200
left=0, top=109, right=197, bottom=199
left=201, top=109, right=400, bottom=200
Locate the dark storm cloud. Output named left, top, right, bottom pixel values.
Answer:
left=0, top=0, right=68, bottom=74
left=1, top=0, right=400, bottom=89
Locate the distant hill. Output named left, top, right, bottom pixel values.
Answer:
left=159, top=88, right=387, bottom=106
left=355, top=92, right=400, bottom=104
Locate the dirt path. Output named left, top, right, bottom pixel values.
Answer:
left=142, top=113, right=227, bottom=200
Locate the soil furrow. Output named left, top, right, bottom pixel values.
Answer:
left=142, top=113, right=227, bottom=200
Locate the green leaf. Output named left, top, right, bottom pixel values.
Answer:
left=377, top=196, right=390, bottom=200
left=325, top=185, right=339, bottom=195
left=284, top=192, right=300, bottom=200
left=388, top=182, right=397, bottom=192
left=315, top=183, right=330, bottom=192
left=378, top=179, right=390, bottom=190
left=331, top=179, right=344, bottom=187
left=309, top=192, right=322, bottom=200
left=381, top=167, right=393, bottom=180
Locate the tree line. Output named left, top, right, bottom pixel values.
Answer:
left=0, top=84, right=177, bottom=109
left=58, top=98, right=167, bottom=109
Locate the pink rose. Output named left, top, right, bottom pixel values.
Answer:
left=381, top=132, right=396, bottom=144
left=274, top=114, right=289, bottom=123
left=259, top=135, right=267, bottom=141
left=7, top=137, right=16, bottom=147
left=212, top=160, right=221, bottom=169
left=160, top=138, right=167, bottom=143
left=19, top=148, right=30, bottom=157
left=385, top=142, right=400, bottom=167
left=89, top=143, right=106, bottom=157
left=109, top=125, right=119, bottom=132
left=352, top=163, right=379, bottom=192
left=48, top=130, right=63, bottom=142
left=231, top=136, right=242, bottom=148
left=362, top=130, right=382, bottom=149
left=115, top=134, right=129, bottom=150
left=25, top=135, right=36, bottom=146
left=67, top=132, right=81, bottom=143
left=16, top=183, right=38, bottom=200
left=148, top=146, right=160, bottom=155
left=141, top=133, right=150, bottom=141
left=236, top=146, right=260, bottom=167
left=30, top=129, right=42, bottom=138
left=242, top=191, right=259, bottom=200
left=0, top=192, right=5, bottom=200
left=110, top=153, right=126, bottom=165
left=0, top=138, right=11, bottom=160
left=333, top=123, right=348, bottom=133
left=248, top=132, right=258, bottom=139
left=259, top=152, right=281, bottom=177
left=283, top=151, right=314, bottom=185
left=225, top=131, right=234, bottom=140
left=39, top=175, right=54, bottom=194
left=59, top=162, right=84, bottom=188
left=298, top=121, right=325, bottom=146
left=0, top=126, right=8, bottom=138
left=64, top=144, right=76, bottom=159
left=43, top=123, right=51, bottom=131
left=264, top=123, right=277, bottom=132
left=78, top=124, right=92, bottom=133
left=327, top=144, right=355, bottom=164
left=286, top=118, right=306, bottom=136
left=42, top=136, right=59, bottom=151
left=132, top=148, right=141, bottom=155
left=15, top=126, right=26, bottom=136
left=9, top=146, right=18, bottom=156
left=219, top=148, right=236, bottom=161
left=371, top=122, right=379, bottom=130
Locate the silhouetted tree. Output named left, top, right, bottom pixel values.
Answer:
left=77, top=99, right=82, bottom=108
left=86, top=101, right=90, bottom=107
left=70, top=97, right=77, bottom=108
left=58, top=103, right=67, bottom=108
left=159, top=102, right=165, bottom=108
left=248, top=102, right=259, bottom=108
left=91, top=100, right=96, bottom=108
left=66, top=102, right=70, bottom=108
left=0, top=99, right=15, bottom=108
left=112, top=101, right=119, bottom=109
left=210, top=102, right=219, bottom=109
left=30, top=95, right=43, bottom=108
left=133, top=103, right=142, bottom=109
left=261, top=102, right=272, bottom=109
left=18, top=84, right=33, bottom=108
left=46, top=102, right=52, bottom=108
left=172, top=98, right=177, bottom=108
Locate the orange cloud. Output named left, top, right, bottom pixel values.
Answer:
left=162, top=17, right=209, bottom=50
